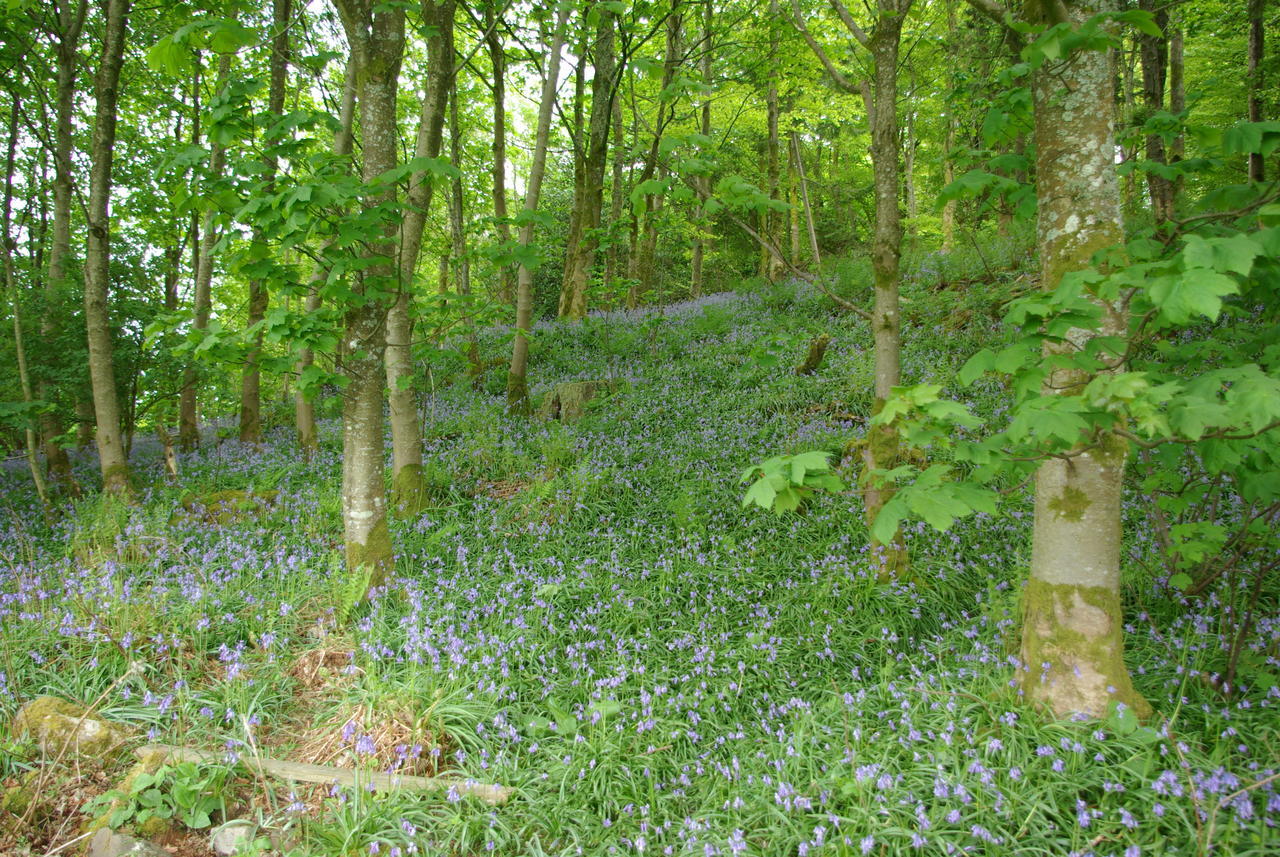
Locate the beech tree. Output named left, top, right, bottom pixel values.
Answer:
left=331, top=0, right=406, bottom=589
left=83, top=0, right=133, bottom=496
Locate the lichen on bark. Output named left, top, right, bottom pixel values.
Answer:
left=1019, top=579, right=1152, bottom=719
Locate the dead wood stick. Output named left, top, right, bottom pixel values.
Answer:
left=138, top=744, right=513, bottom=806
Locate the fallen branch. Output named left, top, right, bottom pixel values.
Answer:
left=138, top=744, right=514, bottom=806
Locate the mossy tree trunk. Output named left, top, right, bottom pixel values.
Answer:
left=1017, top=0, right=1151, bottom=720
left=386, top=0, right=453, bottom=512
left=83, top=0, right=132, bottom=497
left=792, top=0, right=911, bottom=581
left=332, top=0, right=406, bottom=593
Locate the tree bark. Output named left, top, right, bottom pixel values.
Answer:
left=83, top=0, right=132, bottom=497
left=1020, top=0, right=1150, bottom=720
left=764, top=0, right=784, bottom=282
left=559, top=7, right=617, bottom=320
left=1137, top=0, right=1172, bottom=223
left=386, top=0, right=453, bottom=512
left=4, top=98, right=51, bottom=508
left=483, top=3, right=515, bottom=306
left=690, top=0, right=713, bottom=297
left=39, top=0, right=88, bottom=495
left=603, top=76, right=627, bottom=296
left=296, top=58, right=357, bottom=456
left=627, top=3, right=682, bottom=307
left=507, top=4, right=572, bottom=414
left=180, top=54, right=231, bottom=450
left=941, top=0, right=957, bottom=252
left=332, top=0, right=407, bottom=592
left=1247, top=0, right=1265, bottom=182
left=863, top=5, right=909, bottom=580
left=240, top=0, right=292, bottom=443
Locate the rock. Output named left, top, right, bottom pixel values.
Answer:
left=211, top=819, right=260, bottom=856
left=180, top=489, right=279, bottom=524
left=10, top=696, right=131, bottom=760
left=85, top=828, right=169, bottom=857
left=537, top=380, right=619, bottom=423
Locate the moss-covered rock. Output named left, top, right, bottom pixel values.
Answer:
left=179, top=490, right=279, bottom=525
left=538, top=380, right=620, bottom=423
left=10, top=696, right=132, bottom=761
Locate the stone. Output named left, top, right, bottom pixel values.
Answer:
left=537, top=380, right=619, bottom=423
left=10, top=696, right=131, bottom=760
left=85, top=828, right=168, bottom=857
left=211, top=819, right=260, bottom=856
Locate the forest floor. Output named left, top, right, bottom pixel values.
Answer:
left=2, top=246, right=1278, bottom=856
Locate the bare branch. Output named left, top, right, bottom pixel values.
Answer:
left=828, top=0, right=870, bottom=48
left=790, top=0, right=865, bottom=95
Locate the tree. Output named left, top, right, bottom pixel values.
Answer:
left=331, top=0, right=406, bottom=591
left=83, top=0, right=133, bottom=497
left=386, top=0, right=455, bottom=512
left=506, top=4, right=571, bottom=415
left=791, top=0, right=914, bottom=580
left=239, top=0, right=292, bottom=444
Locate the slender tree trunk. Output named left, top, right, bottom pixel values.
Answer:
left=240, top=0, right=292, bottom=443
left=1247, top=0, right=1265, bottom=182
left=485, top=4, right=514, bottom=306
left=1168, top=17, right=1184, bottom=204
left=3, top=100, right=51, bottom=508
left=604, top=78, right=627, bottom=295
left=862, top=5, right=909, bottom=581
left=82, top=0, right=132, bottom=497
left=297, top=60, right=358, bottom=457
left=764, top=0, right=784, bottom=282
left=507, top=5, right=572, bottom=414
left=691, top=0, right=713, bottom=297
left=903, top=106, right=917, bottom=230
left=558, top=31, right=589, bottom=318
left=385, top=0, right=453, bottom=513
left=628, top=3, right=682, bottom=306
left=560, top=9, right=616, bottom=320
left=1020, top=0, right=1150, bottom=720
left=448, top=82, right=471, bottom=301
left=40, top=0, right=88, bottom=495
left=941, top=0, right=957, bottom=253
left=180, top=55, right=231, bottom=450
left=793, top=132, right=822, bottom=271
left=333, top=0, right=407, bottom=592
left=1137, top=0, right=1172, bottom=223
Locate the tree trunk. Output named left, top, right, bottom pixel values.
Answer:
left=1137, top=0, right=1172, bottom=223
left=333, top=0, right=407, bottom=592
left=3, top=99, right=51, bottom=508
left=180, top=54, right=231, bottom=450
left=764, top=0, right=784, bottom=282
left=627, top=4, right=682, bottom=306
left=82, top=0, right=132, bottom=497
left=559, top=8, right=616, bottom=320
left=296, top=58, right=357, bottom=456
left=940, top=0, right=957, bottom=253
left=862, top=5, right=909, bottom=581
left=691, top=0, right=713, bottom=297
left=603, top=77, right=627, bottom=296
left=40, top=0, right=88, bottom=496
left=386, top=0, right=453, bottom=512
left=507, top=5, right=572, bottom=414
left=1247, top=0, right=1265, bottom=182
left=484, top=3, right=514, bottom=306
left=558, top=31, right=589, bottom=318
left=1021, top=0, right=1150, bottom=720
left=240, top=0, right=291, bottom=443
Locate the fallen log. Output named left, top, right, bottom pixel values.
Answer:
left=138, top=744, right=513, bottom=806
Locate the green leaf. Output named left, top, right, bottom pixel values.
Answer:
left=958, top=349, right=995, bottom=386
left=1147, top=270, right=1238, bottom=323
left=743, top=478, right=777, bottom=510
left=1168, top=573, right=1192, bottom=592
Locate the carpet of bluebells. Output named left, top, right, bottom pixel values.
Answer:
left=2, top=276, right=1278, bottom=856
